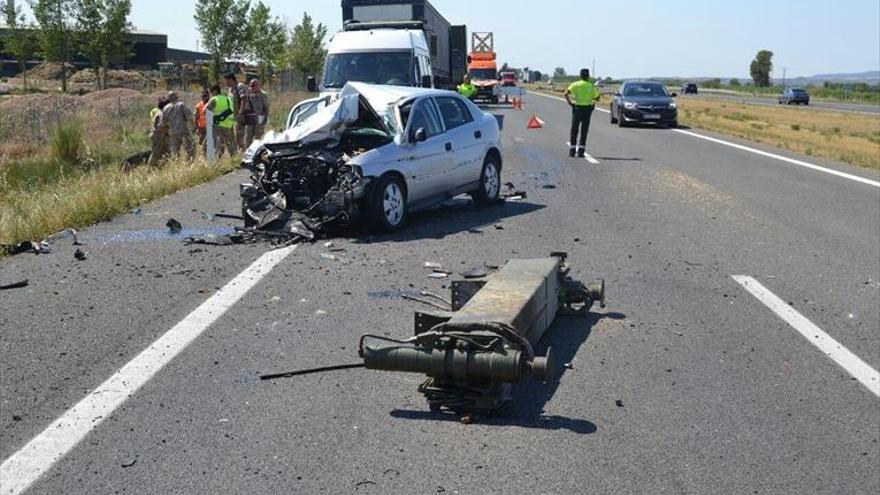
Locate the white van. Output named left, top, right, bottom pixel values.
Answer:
left=308, top=26, right=434, bottom=95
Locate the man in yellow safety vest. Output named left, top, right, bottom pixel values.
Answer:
left=458, top=75, right=477, bottom=100
left=564, top=68, right=600, bottom=158
left=206, top=84, right=237, bottom=158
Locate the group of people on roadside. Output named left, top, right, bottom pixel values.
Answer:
left=149, top=73, right=270, bottom=166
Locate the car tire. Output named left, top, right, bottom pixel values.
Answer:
left=668, top=120, right=678, bottom=128
left=369, top=174, right=407, bottom=232
left=610, top=105, right=618, bottom=124
left=471, top=154, right=501, bottom=205
left=618, top=110, right=627, bottom=127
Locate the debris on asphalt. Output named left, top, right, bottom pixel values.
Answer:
left=424, top=261, right=443, bottom=269
left=615, top=399, right=624, bottom=408
left=213, top=213, right=245, bottom=221
left=461, top=267, right=488, bottom=279
left=0, top=280, right=29, bottom=291
left=315, top=309, right=329, bottom=316
left=563, top=362, right=574, bottom=369
left=1, top=241, right=41, bottom=256
left=11, top=415, right=22, bottom=421
left=420, top=290, right=452, bottom=307
left=355, top=480, right=377, bottom=488
left=494, top=224, right=504, bottom=230
left=74, top=249, right=87, bottom=261
left=128, top=207, right=142, bottom=215
left=319, top=253, right=338, bottom=261
left=428, top=272, right=449, bottom=279
left=542, top=184, right=557, bottom=189
left=201, top=211, right=215, bottom=221
left=120, top=455, right=137, bottom=468
left=183, top=234, right=240, bottom=246
left=166, top=218, right=182, bottom=233
left=402, top=293, right=450, bottom=311
left=45, top=228, right=81, bottom=246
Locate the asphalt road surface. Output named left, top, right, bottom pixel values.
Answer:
left=2, top=91, right=879, bottom=495
left=688, top=91, right=880, bottom=115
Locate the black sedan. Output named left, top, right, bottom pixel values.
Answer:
left=778, top=88, right=810, bottom=105
left=610, top=81, right=678, bottom=128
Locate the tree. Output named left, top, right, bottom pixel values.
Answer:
left=194, top=0, right=251, bottom=83
left=750, top=50, right=773, bottom=87
left=553, top=67, right=566, bottom=78
left=75, top=0, right=131, bottom=89
left=530, top=70, right=543, bottom=82
left=729, top=78, right=741, bottom=87
left=30, top=0, right=76, bottom=92
left=285, top=12, right=327, bottom=84
left=3, top=1, right=38, bottom=91
left=246, top=1, right=287, bottom=81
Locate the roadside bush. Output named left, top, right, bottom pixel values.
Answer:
left=790, top=124, right=801, bottom=131
left=50, top=120, right=84, bottom=167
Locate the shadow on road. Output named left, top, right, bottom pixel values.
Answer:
left=389, top=311, right=626, bottom=433
left=593, top=156, right=643, bottom=162
left=352, top=199, right=545, bottom=244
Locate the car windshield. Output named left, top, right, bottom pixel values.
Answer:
left=792, top=89, right=807, bottom=94
left=322, top=52, right=413, bottom=88
left=469, top=69, right=497, bottom=80
left=624, top=84, right=668, bottom=97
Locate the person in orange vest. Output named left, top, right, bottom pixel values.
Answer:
left=194, top=89, right=209, bottom=152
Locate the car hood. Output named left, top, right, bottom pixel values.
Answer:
left=623, top=96, right=674, bottom=106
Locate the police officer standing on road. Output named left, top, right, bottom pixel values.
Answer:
left=564, top=68, right=600, bottom=158
left=458, top=75, right=477, bottom=101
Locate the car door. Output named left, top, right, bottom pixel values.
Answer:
left=398, top=97, right=453, bottom=201
left=433, top=96, right=483, bottom=187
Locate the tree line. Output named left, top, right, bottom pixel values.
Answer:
left=1, top=0, right=328, bottom=92
left=193, top=0, right=328, bottom=85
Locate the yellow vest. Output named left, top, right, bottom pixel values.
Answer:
left=568, top=79, right=599, bottom=106
left=211, top=95, right=235, bottom=129
left=458, top=83, right=477, bottom=98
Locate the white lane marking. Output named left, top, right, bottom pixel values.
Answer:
left=732, top=275, right=880, bottom=397
left=564, top=142, right=601, bottom=164
left=674, top=129, right=880, bottom=188
left=529, top=90, right=879, bottom=187
left=0, top=245, right=298, bottom=495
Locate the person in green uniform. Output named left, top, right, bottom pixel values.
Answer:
left=458, top=75, right=477, bottom=100
left=564, top=68, right=600, bottom=157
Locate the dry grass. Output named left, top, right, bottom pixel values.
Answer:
left=525, top=83, right=880, bottom=170
left=0, top=88, right=309, bottom=246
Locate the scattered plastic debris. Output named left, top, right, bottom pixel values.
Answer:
left=74, top=249, right=87, bottom=261
left=424, top=261, right=443, bottom=269
left=0, top=280, right=29, bottom=291
left=615, top=399, right=624, bottom=408
left=461, top=267, right=488, bottom=279
left=166, top=218, right=182, bottom=233
left=428, top=272, right=449, bottom=279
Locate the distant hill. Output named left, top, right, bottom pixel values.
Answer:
left=647, top=71, right=879, bottom=85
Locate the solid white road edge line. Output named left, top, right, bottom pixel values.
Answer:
left=732, top=275, right=880, bottom=397
left=528, top=90, right=879, bottom=187
left=0, top=245, right=299, bottom=495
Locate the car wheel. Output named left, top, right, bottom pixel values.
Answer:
left=668, top=120, right=678, bottom=128
left=610, top=105, right=618, bottom=124
left=618, top=109, right=627, bottom=127
left=472, top=154, right=501, bottom=205
left=369, top=174, right=407, bottom=232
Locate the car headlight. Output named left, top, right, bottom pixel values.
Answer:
left=623, top=101, right=637, bottom=109
left=668, top=102, right=677, bottom=109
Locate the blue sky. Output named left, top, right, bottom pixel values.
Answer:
left=20, top=0, right=880, bottom=78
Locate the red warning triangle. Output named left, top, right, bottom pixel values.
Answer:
left=527, top=113, right=544, bottom=129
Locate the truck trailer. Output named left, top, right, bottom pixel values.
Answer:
left=341, top=0, right=467, bottom=88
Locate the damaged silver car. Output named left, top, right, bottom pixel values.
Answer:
left=241, top=82, right=503, bottom=232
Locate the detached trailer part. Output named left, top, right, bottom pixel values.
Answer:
left=360, top=253, right=604, bottom=413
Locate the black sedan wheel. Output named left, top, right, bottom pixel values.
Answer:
left=610, top=104, right=618, bottom=124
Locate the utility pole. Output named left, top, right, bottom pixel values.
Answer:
left=592, top=59, right=596, bottom=77
left=782, top=67, right=788, bottom=88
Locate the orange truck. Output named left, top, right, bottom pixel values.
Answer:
left=467, top=32, right=499, bottom=103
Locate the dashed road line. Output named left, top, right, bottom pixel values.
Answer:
left=0, top=245, right=299, bottom=495
left=732, top=275, right=880, bottom=397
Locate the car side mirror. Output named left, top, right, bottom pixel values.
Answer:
left=671, top=92, right=678, bottom=97
left=306, top=76, right=317, bottom=93
left=421, top=75, right=432, bottom=88
left=411, top=127, right=427, bottom=143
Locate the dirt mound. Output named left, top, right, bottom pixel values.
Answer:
left=70, top=69, right=154, bottom=87
left=80, top=88, right=148, bottom=103
left=0, top=93, right=82, bottom=116
left=23, top=62, right=76, bottom=81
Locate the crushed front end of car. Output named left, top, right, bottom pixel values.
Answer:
left=240, top=83, right=394, bottom=237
